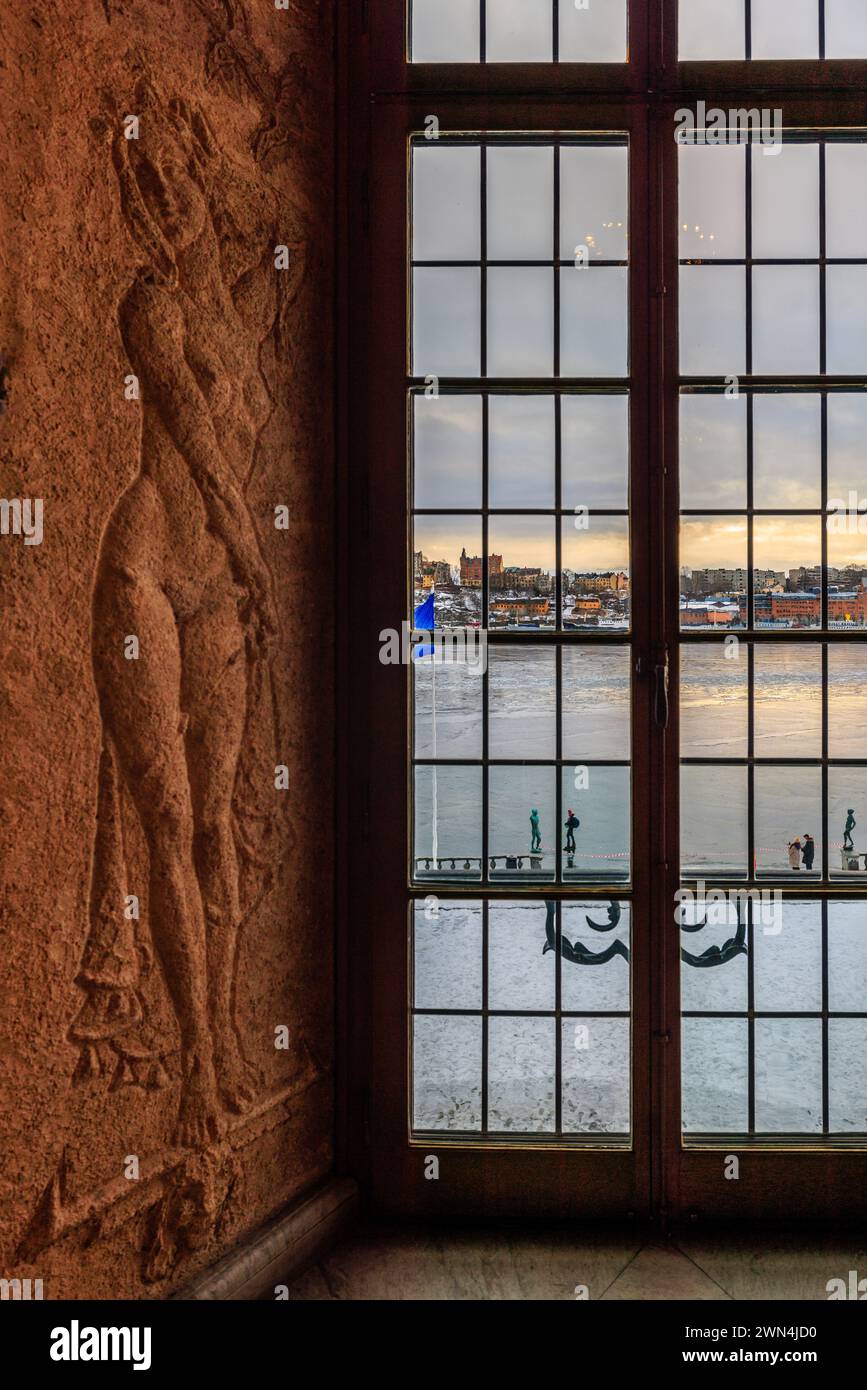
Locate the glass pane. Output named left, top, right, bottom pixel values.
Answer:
left=752, top=267, right=820, bottom=375
left=562, top=516, right=630, bottom=630
left=560, top=765, right=631, bottom=882
left=751, top=143, right=819, bottom=260
left=828, top=901, right=867, bottom=1010
left=754, top=1020, right=822, bottom=1133
left=680, top=516, right=748, bottom=629
left=829, top=647, right=867, bottom=759
left=562, top=1019, right=630, bottom=1134
left=683, top=1019, right=749, bottom=1132
left=561, top=394, right=629, bottom=510
left=488, top=516, right=556, bottom=630
left=679, top=0, right=746, bottom=59
left=753, top=394, right=821, bottom=510
left=681, top=643, right=748, bottom=759
left=413, top=515, right=482, bottom=624
left=414, top=764, right=483, bottom=880
left=752, top=0, right=818, bottom=58
left=413, top=145, right=480, bottom=261
left=827, top=267, right=867, bottom=375
left=827, top=526, right=867, bottom=628
left=680, top=393, right=747, bottom=509
left=681, top=907, right=748, bottom=1012
left=487, top=146, right=553, bottom=260
left=414, top=660, right=483, bottom=759
left=413, top=1015, right=482, bottom=1131
left=488, top=646, right=556, bottom=759
left=562, top=645, right=631, bottom=761
left=754, top=767, right=822, bottom=876
left=486, top=0, right=553, bottom=62
left=754, top=901, right=822, bottom=1011
left=559, top=0, right=627, bottom=61
left=561, top=902, right=630, bottom=1010
left=489, top=395, right=555, bottom=507
left=828, top=394, right=867, bottom=501
left=413, top=394, right=483, bottom=509
left=414, top=900, right=483, bottom=1009
left=489, top=900, right=554, bottom=1010
left=829, top=768, right=867, bottom=876
left=680, top=267, right=746, bottom=375
left=560, top=267, right=628, bottom=376
left=682, top=765, right=748, bottom=877
left=488, top=764, right=556, bottom=880
left=829, top=1020, right=867, bottom=1132
left=488, top=1016, right=556, bottom=1132
left=753, top=516, right=822, bottom=629
left=825, top=145, right=867, bottom=259
left=826, top=0, right=867, bottom=57
left=679, top=144, right=745, bottom=260
left=413, top=267, right=481, bottom=377
left=411, top=0, right=480, bottom=61
left=488, top=267, right=554, bottom=376
left=754, top=644, right=822, bottom=759
left=559, top=145, right=629, bottom=262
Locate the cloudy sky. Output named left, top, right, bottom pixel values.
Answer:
left=410, top=0, right=867, bottom=64
left=411, top=136, right=867, bottom=575
left=411, top=0, right=627, bottom=63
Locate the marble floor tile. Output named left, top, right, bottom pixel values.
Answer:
left=285, top=1220, right=642, bottom=1301
left=675, top=1229, right=867, bottom=1301
left=600, top=1243, right=730, bottom=1301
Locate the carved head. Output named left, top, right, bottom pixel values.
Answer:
left=113, top=78, right=219, bottom=283
left=127, top=148, right=208, bottom=252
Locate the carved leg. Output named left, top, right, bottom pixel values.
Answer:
left=93, top=567, right=223, bottom=1149
left=183, top=594, right=259, bottom=1114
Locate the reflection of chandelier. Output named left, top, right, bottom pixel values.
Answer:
left=542, top=901, right=629, bottom=965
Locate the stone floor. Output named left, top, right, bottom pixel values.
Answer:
left=284, top=1219, right=867, bottom=1300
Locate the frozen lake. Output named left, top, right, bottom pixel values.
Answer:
left=413, top=644, right=867, bottom=876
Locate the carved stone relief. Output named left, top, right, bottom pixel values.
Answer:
left=3, top=0, right=333, bottom=1293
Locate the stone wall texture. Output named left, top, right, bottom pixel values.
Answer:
left=0, top=0, right=334, bottom=1298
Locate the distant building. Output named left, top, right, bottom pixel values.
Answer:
left=681, top=602, right=739, bottom=627
left=489, top=597, right=550, bottom=620
left=460, top=548, right=503, bottom=587
left=571, top=571, right=630, bottom=593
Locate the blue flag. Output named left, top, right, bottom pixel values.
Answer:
left=413, top=589, right=435, bottom=660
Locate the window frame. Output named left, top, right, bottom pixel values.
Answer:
left=340, top=0, right=867, bottom=1222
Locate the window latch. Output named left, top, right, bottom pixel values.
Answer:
left=637, top=647, right=670, bottom=730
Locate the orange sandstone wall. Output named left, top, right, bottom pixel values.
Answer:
left=0, top=0, right=334, bottom=1297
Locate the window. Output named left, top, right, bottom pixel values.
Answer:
left=357, top=0, right=867, bottom=1219
left=409, top=0, right=628, bottom=63
left=679, top=0, right=867, bottom=60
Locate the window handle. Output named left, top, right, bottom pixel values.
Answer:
left=654, top=653, right=670, bottom=731
left=637, top=648, right=670, bottom=731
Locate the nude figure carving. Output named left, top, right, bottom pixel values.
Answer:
left=69, top=79, right=302, bottom=1150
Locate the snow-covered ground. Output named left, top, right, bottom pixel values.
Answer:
left=412, top=899, right=867, bottom=1137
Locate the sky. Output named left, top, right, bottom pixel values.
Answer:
left=410, top=0, right=867, bottom=65
left=411, top=137, right=867, bottom=575
left=411, top=0, right=627, bottom=63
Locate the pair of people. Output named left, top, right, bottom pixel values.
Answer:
left=788, top=834, right=815, bottom=871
